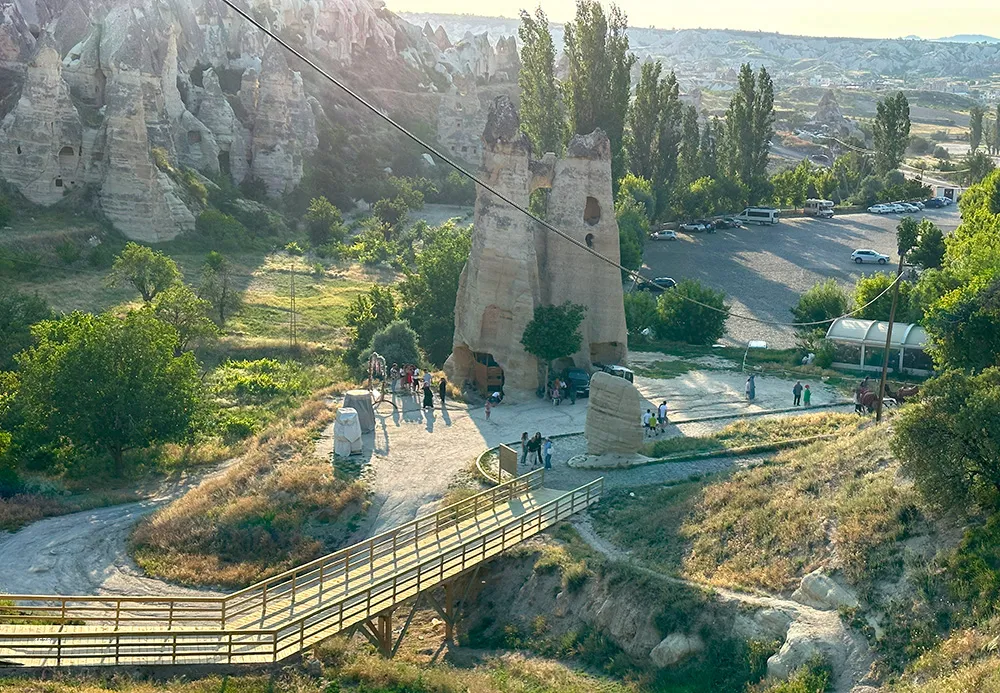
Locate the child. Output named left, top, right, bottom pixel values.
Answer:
left=803, top=384, right=811, bottom=407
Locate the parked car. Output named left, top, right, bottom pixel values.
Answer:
left=679, top=219, right=714, bottom=232
left=940, top=196, right=955, bottom=205
left=868, top=204, right=890, bottom=214
left=895, top=201, right=919, bottom=213
left=923, top=197, right=946, bottom=208
left=561, top=367, right=591, bottom=398
left=601, top=364, right=635, bottom=383
left=637, top=276, right=677, bottom=293
left=649, top=230, right=678, bottom=241
left=910, top=200, right=925, bottom=210
left=713, top=217, right=744, bottom=229
left=886, top=203, right=906, bottom=213
left=851, top=248, right=890, bottom=264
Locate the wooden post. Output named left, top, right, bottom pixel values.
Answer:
left=444, top=581, right=455, bottom=643
left=876, top=255, right=906, bottom=423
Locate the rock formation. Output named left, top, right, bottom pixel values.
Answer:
left=0, top=0, right=518, bottom=242
left=585, top=372, right=643, bottom=455
left=448, top=97, right=628, bottom=395
left=812, top=90, right=865, bottom=143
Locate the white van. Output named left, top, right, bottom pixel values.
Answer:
left=804, top=199, right=834, bottom=218
left=737, top=207, right=779, bottom=225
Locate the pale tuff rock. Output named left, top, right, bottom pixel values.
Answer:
left=791, top=569, right=860, bottom=611
left=196, top=67, right=250, bottom=184
left=585, top=372, right=644, bottom=455
left=767, top=618, right=850, bottom=680
left=812, top=90, right=865, bottom=143
left=0, top=34, right=83, bottom=204
left=449, top=96, right=628, bottom=394
left=248, top=40, right=317, bottom=195
left=649, top=632, right=705, bottom=668
left=0, top=1, right=34, bottom=66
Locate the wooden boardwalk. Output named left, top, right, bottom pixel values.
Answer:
left=0, top=470, right=602, bottom=667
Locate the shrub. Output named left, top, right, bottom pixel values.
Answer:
left=304, top=196, right=346, bottom=247
left=367, top=320, right=421, bottom=368
left=54, top=238, right=81, bottom=265
left=239, top=175, right=269, bottom=201
left=656, top=279, right=729, bottom=345
left=933, top=145, right=950, bottom=160
left=624, top=290, right=659, bottom=336
left=194, top=209, right=249, bottom=248
left=212, top=359, right=307, bottom=405
left=0, top=195, right=11, bottom=227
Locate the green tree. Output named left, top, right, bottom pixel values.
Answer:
left=520, top=302, right=586, bottom=387
left=699, top=116, right=719, bottom=179
left=367, top=320, right=422, bottom=369
left=304, top=196, right=346, bottom=247
left=970, top=105, right=986, bottom=152
left=518, top=8, right=564, bottom=155
left=656, top=279, right=729, bottom=345
left=346, top=285, right=399, bottom=367
left=398, top=221, right=472, bottom=366
left=723, top=64, right=775, bottom=203
left=892, top=368, right=1000, bottom=512
left=198, top=252, right=244, bottom=326
left=897, top=216, right=919, bottom=257
left=623, top=291, right=659, bottom=337
left=791, top=279, right=852, bottom=349
left=0, top=285, right=50, bottom=370
left=909, top=220, right=946, bottom=270
left=959, top=151, right=996, bottom=186
left=195, top=210, right=250, bottom=249
left=770, top=160, right=814, bottom=207
left=152, top=284, right=218, bottom=354
left=563, top=0, right=636, bottom=185
left=854, top=272, right=913, bottom=322
left=627, top=60, right=664, bottom=180
left=106, top=243, right=181, bottom=303
left=15, top=311, right=201, bottom=475
left=654, top=71, right=683, bottom=216
left=615, top=196, right=647, bottom=272
left=924, top=277, right=1000, bottom=372
left=678, top=105, right=701, bottom=185
left=873, top=92, right=911, bottom=174
left=616, top=173, right=656, bottom=220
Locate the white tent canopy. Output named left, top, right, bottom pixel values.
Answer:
left=825, top=318, right=929, bottom=350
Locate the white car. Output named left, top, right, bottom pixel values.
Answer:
left=649, top=230, right=678, bottom=241
left=886, top=203, right=906, bottom=213
left=867, top=204, right=890, bottom=214
left=852, top=249, right=890, bottom=265
left=896, top=202, right=919, bottom=213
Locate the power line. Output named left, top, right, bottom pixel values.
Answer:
left=217, top=0, right=912, bottom=330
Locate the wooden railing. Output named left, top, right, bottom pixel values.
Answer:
left=0, top=469, right=546, bottom=630
left=0, top=473, right=602, bottom=668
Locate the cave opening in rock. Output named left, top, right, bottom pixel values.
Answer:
left=187, top=130, right=202, bottom=144
left=58, top=146, right=76, bottom=169
left=585, top=233, right=594, bottom=248
left=218, top=150, right=231, bottom=176
left=584, top=196, right=601, bottom=225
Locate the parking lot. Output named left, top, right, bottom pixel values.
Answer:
left=640, top=206, right=962, bottom=348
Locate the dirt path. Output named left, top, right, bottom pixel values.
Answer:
left=570, top=516, right=875, bottom=692
left=0, top=465, right=233, bottom=598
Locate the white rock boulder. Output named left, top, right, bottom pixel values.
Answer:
left=650, top=632, right=705, bottom=668
left=791, top=569, right=859, bottom=611
left=585, top=372, right=644, bottom=455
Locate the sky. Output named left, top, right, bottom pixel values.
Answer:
left=384, top=0, right=1000, bottom=41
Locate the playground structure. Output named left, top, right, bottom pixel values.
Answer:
left=0, top=470, right=602, bottom=668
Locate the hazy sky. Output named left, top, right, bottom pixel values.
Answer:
left=385, top=0, right=1000, bottom=40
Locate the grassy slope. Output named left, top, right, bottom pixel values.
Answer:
left=595, top=424, right=925, bottom=593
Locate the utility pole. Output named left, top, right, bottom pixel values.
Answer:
left=875, top=254, right=906, bottom=423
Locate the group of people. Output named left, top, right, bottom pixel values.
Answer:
left=547, top=377, right=576, bottom=406
left=792, top=380, right=812, bottom=407
left=520, top=431, right=553, bottom=470
left=641, top=401, right=669, bottom=437
left=388, top=363, right=448, bottom=410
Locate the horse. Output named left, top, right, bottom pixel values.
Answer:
left=886, top=384, right=919, bottom=404
left=855, top=386, right=896, bottom=415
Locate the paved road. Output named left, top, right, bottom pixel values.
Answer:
left=641, top=206, right=961, bottom=348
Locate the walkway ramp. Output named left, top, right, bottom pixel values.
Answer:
left=0, top=470, right=602, bottom=667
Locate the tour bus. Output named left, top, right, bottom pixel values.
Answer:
left=804, top=199, right=835, bottom=218
left=737, top=207, right=780, bottom=225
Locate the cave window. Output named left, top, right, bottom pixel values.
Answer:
left=218, top=150, right=231, bottom=176
left=585, top=233, right=594, bottom=248
left=462, top=145, right=468, bottom=152
left=55, top=178, right=63, bottom=187
left=16, top=146, right=21, bottom=154
left=59, top=146, right=76, bottom=169
left=584, top=196, right=601, bottom=226
left=187, top=130, right=202, bottom=144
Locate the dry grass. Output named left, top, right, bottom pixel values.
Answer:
left=642, top=412, right=860, bottom=459
left=596, top=425, right=925, bottom=594
left=681, top=425, right=923, bottom=592
left=131, top=394, right=368, bottom=588
left=897, top=618, right=1000, bottom=692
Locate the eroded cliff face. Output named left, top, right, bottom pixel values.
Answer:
left=1, top=0, right=517, bottom=242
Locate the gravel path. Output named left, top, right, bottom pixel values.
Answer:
left=0, top=465, right=233, bottom=597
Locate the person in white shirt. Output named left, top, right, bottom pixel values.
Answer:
left=642, top=409, right=653, bottom=436
left=423, top=370, right=432, bottom=388
left=658, top=401, right=668, bottom=426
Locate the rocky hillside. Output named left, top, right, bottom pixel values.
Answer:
left=0, top=0, right=517, bottom=242
left=402, top=12, right=1000, bottom=84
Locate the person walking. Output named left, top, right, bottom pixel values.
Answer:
left=568, top=382, right=576, bottom=405
left=390, top=363, right=399, bottom=393
left=422, top=382, right=433, bottom=409
left=543, top=437, right=553, bottom=469
left=439, top=377, right=447, bottom=408
left=531, top=432, right=543, bottom=468
left=642, top=409, right=653, bottom=437
left=423, top=369, right=432, bottom=389
left=793, top=381, right=803, bottom=406
left=520, top=432, right=529, bottom=467
left=485, top=399, right=492, bottom=421
left=746, top=375, right=756, bottom=401
left=658, top=401, right=668, bottom=426
left=803, top=384, right=811, bottom=407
